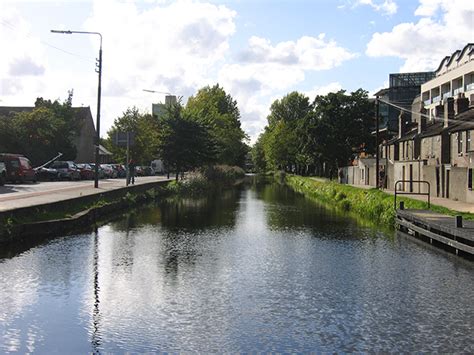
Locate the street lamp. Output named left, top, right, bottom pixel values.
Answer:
left=51, top=29, right=102, bottom=188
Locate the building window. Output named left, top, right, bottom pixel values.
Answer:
left=469, top=168, right=473, bottom=190
left=458, top=132, right=463, bottom=154
left=467, top=131, right=471, bottom=152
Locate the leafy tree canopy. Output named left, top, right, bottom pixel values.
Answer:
left=104, top=107, right=160, bottom=165
left=185, top=84, right=248, bottom=166
left=158, top=103, right=215, bottom=180
left=0, top=91, right=78, bottom=166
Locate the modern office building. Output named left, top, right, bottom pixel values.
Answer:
left=376, top=72, right=435, bottom=134
left=152, top=95, right=177, bottom=118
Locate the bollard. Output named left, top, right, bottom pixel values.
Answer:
left=399, top=201, right=405, bottom=210
left=455, top=215, right=463, bottom=228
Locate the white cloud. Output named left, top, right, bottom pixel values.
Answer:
left=355, top=0, right=398, bottom=15
left=218, top=35, right=355, bottom=141
left=0, top=0, right=237, bottom=137
left=218, top=34, right=355, bottom=141
left=238, top=34, right=356, bottom=71
left=366, top=0, right=473, bottom=71
left=0, top=7, right=47, bottom=95
left=305, top=82, right=343, bottom=100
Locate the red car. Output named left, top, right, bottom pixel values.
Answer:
left=76, top=163, right=95, bottom=180
left=0, top=153, right=36, bottom=183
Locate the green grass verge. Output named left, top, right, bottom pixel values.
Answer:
left=285, top=175, right=474, bottom=229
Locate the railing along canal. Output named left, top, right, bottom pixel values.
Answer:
left=394, top=180, right=430, bottom=209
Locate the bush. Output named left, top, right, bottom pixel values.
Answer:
left=200, top=165, right=245, bottom=183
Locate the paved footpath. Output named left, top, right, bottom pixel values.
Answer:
left=0, top=176, right=172, bottom=213
left=309, top=177, right=474, bottom=214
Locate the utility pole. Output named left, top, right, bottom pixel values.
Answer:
left=51, top=29, right=102, bottom=188
left=375, top=96, right=380, bottom=189
left=94, top=41, right=102, bottom=188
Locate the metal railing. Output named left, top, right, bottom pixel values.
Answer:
left=394, top=180, right=430, bottom=209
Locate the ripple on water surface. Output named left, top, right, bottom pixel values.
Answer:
left=0, top=183, right=473, bottom=353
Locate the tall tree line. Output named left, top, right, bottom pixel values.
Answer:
left=104, top=84, right=249, bottom=179
left=252, top=89, right=374, bottom=177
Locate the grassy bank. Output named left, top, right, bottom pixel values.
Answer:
left=285, top=175, right=474, bottom=228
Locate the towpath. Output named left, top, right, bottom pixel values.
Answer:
left=0, top=176, right=172, bottom=213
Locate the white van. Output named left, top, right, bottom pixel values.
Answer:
left=151, top=160, right=164, bottom=174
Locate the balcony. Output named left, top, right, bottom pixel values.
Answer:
left=442, top=92, right=452, bottom=100
left=466, top=83, right=474, bottom=91
left=423, top=99, right=431, bottom=106
left=453, top=87, right=464, bottom=96
left=432, top=95, right=441, bottom=103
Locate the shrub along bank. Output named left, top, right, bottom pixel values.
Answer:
left=164, top=165, right=246, bottom=197
left=285, top=175, right=474, bottom=229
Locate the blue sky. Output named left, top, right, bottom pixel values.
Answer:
left=0, top=0, right=472, bottom=141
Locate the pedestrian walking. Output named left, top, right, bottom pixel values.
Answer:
left=129, top=159, right=136, bottom=185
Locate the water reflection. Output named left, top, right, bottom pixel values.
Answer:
left=0, top=182, right=473, bottom=353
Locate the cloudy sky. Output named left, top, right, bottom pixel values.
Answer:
left=0, top=0, right=472, bottom=141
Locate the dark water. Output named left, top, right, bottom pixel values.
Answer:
left=0, top=182, right=473, bottom=353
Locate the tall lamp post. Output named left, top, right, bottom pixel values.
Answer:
left=375, top=96, right=380, bottom=189
left=51, top=29, right=102, bottom=188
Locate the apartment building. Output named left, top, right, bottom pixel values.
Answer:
left=421, top=43, right=474, bottom=121
left=345, top=44, right=474, bottom=204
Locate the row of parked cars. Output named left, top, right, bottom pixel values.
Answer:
left=0, top=153, right=157, bottom=185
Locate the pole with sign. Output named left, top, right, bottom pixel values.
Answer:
left=114, top=131, right=135, bottom=186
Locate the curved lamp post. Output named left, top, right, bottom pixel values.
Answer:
left=51, top=29, right=102, bottom=188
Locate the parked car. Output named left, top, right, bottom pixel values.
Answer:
left=34, top=166, right=59, bottom=181
left=100, top=164, right=117, bottom=179
left=76, top=163, right=95, bottom=180
left=111, top=164, right=126, bottom=178
left=0, top=153, right=36, bottom=183
left=0, top=162, right=6, bottom=185
left=49, top=161, right=81, bottom=180
left=142, top=166, right=155, bottom=176
left=89, top=163, right=105, bottom=179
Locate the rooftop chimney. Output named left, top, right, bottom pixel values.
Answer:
left=435, top=104, right=444, bottom=123
left=455, top=96, right=469, bottom=115
left=444, top=97, right=454, bottom=128
left=398, top=111, right=407, bottom=138
left=418, top=107, right=427, bottom=134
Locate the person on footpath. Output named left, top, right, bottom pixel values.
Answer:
left=129, top=159, right=136, bottom=185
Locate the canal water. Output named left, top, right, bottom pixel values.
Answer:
left=0, top=182, right=473, bottom=353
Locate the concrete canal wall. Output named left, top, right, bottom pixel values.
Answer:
left=0, top=179, right=171, bottom=243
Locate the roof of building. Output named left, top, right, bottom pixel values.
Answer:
left=434, top=43, right=474, bottom=75
left=446, top=108, right=474, bottom=133
left=417, top=121, right=445, bottom=138
left=398, top=128, right=419, bottom=142
left=0, top=106, right=92, bottom=118
left=98, top=145, right=112, bottom=156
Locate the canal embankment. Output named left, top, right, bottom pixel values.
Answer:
left=0, top=177, right=172, bottom=243
left=0, top=166, right=247, bottom=244
left=284, top=174, right=474, bottom=229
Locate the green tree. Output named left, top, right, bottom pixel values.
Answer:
left=251, top=134, right=267, bottom=173
left=311, top=89, right=374, bottom=177
left=185, top=84, right=248, bottom=166
left=264, top=91, right=312, bottom=173
left=104, top=107, right=160, bottom=164
left=158, top=103, right=215, bottom=180
left=0, top=91, right=79, bottom=166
